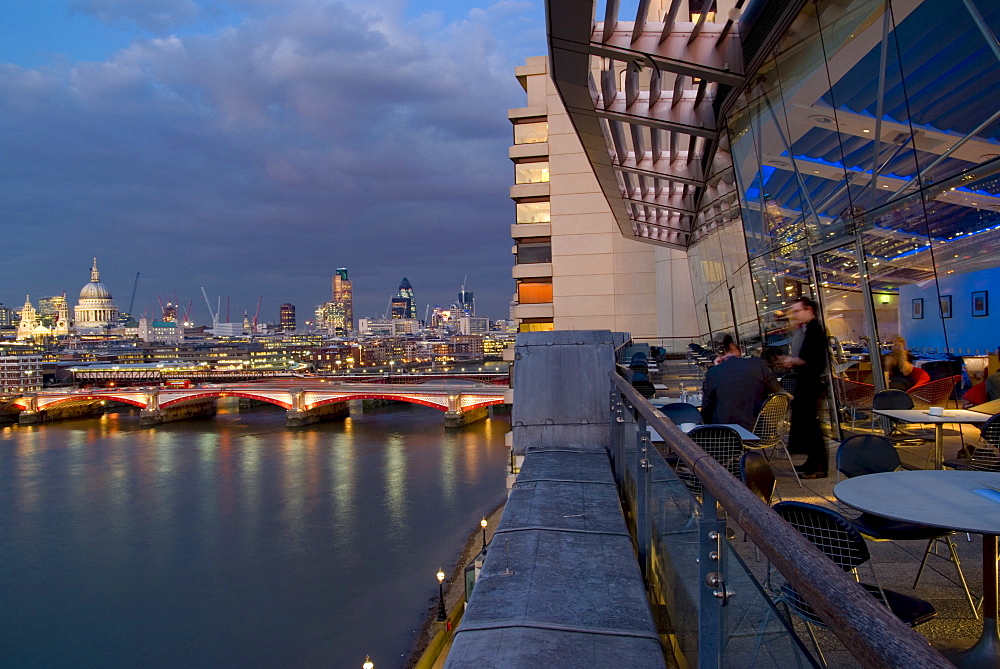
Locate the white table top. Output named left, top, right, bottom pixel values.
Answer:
left=834, top=470, right=1000, bottom=535
left=647, top=423, right=758, bottom=442
left=651, top=396, right=703, bottom=408
left=872, top=408, right=990, bottom=425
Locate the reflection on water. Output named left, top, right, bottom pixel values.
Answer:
left=0, top=402, right=509, bottom=667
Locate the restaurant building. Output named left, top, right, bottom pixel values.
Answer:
left=544, top=0, right=1000, bottom=431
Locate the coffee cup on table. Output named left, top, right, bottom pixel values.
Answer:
left=928, top=406, right=944, bottom=416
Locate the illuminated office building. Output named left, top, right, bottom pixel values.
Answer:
left=390, top=296, right=410, bottom=319
left=397, top=277, right=417, bottom=319
left=332, top=268, right=353, bottom=333
left=279, top=303, right=296, bottom=332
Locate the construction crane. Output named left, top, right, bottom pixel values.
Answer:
left=127, top=273, right=140, bottom=317
left=251, top=295, right=263, bottom=333
left=201, top=287, right=220, bottom=330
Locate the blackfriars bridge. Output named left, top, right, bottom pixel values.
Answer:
left=6, top=381, right=509, bottom=428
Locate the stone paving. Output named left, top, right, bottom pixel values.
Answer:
left=655, top=358, right=990, bottom=668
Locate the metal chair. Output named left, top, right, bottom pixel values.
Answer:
left=778, top=373, right=797, bottom=397
left=772, top=501, right=937, bottom=666
left=748, top=393, right=799, bottom=486
left=658, top=402, right=703, bottom=426
left=944, top=412, right=1000, bottom=472
left=831, top=376, right=875, bottom=431
left=835, top=436, right=978, bottom=617
left=871, top=389, right=913, bottom=438
left=630, top=371, right=656, bottom=399
left=677, top=425, right=744, bottom=496
left=907, top=374, right=961, bottom=410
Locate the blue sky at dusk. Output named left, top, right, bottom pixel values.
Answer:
left=0, top=0, right=546, bottom=324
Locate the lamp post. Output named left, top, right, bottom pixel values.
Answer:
left=363, top=655, right=374, bottom=669
left=481, top=518, right=488, bottom=553
left=436, top=568, right=446, bottom=622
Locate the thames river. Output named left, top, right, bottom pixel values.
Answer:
left=0, top=401, right=511, bottom=668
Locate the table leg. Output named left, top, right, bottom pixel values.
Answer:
left=950, top=534, right=999, bottom=669
left=934, top=423, right=944, bottom=470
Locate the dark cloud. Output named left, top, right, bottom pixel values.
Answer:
left=1, top=0, right=544, bottom=322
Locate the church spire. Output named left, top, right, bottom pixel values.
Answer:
left=90, top=258, right=100, bottom=283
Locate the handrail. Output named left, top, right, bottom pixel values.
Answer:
left=611, top=372, right=951, bottom=669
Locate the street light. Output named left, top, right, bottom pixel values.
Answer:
left=481, top=518, right=488, bottom=553
left=363, top=656, right=374, bottom=669
left=436, top=568, right=446, bottom=622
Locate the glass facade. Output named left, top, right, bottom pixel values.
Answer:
left=691, top=0, right=1000, bottom=433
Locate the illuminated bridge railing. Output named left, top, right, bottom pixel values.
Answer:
left=610, top=373, right=950, bottom=669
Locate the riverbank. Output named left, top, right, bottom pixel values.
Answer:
left=404, top=498, right=508, bottom=668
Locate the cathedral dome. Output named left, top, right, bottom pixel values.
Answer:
left=79, top=259, right=113, bottom=300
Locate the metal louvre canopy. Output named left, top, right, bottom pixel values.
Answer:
left=547, top=0, right=754, bottom=249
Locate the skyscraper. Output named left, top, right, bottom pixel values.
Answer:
left=279, top=303, right=296, bottom=332
left=396, top=277, right=416, bottom=319
left=458, top=289, right=475, bottom=317
left=331, top=268, right=353, bottom=333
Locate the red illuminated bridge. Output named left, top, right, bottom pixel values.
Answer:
left=8, top=381, right=509, bottom=428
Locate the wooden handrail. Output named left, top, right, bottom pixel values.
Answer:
left=611, top=373, right=951, bottom=669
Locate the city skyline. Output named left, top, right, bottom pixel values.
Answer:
left=0, top=0, right=547, bottom=321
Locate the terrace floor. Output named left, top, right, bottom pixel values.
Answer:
left=655, top=358, right=993, bottom=668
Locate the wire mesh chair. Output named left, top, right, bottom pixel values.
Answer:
left=772, top=502, right=937, bottom=665
left=944, top=412, right=1000, bottom=472
left=907, top=374, right=961, bottom=409
left=835, top=436, right=978, bottom=617
left=658, top=402, right=703, bottom=426
left=779, top=373, right=797, bottom=397
left=747, top=393, right=798, bottom=486
left=831, top=377, right=875, bottom=431
left=676, top=425, right=744, bottom=496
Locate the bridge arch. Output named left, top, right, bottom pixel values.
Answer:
left=159, top=390, right=293, bottom=410
left=307, top=394, right=449, bottom=412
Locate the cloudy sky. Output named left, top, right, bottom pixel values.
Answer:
left=0, top=0, right=547, bottom=325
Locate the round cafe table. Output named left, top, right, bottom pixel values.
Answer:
left=835, top=470, right=1000, bottom=668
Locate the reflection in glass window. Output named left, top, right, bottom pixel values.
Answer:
left=515, top=162, right=550, bottom=184
left=514, top=121, right=548, bottom=144
left=517, top=279, right=553, bottom=304
left=516, top=238, right=552, bottom=264
left=516, top=201, right=551, bottom=223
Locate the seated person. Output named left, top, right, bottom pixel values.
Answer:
left=987, top=370, right=1000, bottom=401
left=883, top=336, right=923, bottom=390
left=702, top=336, right=783, bottom=431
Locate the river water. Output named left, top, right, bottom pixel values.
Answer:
left=0, top=401, right=511, bottom=668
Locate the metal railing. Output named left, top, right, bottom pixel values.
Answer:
left=610, top=372, right=951, bottom=669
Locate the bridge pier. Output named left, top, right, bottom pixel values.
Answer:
left=444, top=392, right=491, bottom=427
left=286, top=401, right=349, bottom=427
left=140, top=399, right=218, bottom=426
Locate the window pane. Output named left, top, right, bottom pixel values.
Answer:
left=514, top=121, right=548, bottom=144
left=515, top=162, right=549, bottom=184
left=517, top=280, right=553, bottom=304
left=516, top=239, right=552, bottom=264
left=516, top=201, right=550, bottom=223
left=519, top=319, right=554, bottom=332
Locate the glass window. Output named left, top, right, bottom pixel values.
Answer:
left=515, top=162, right=549, bottom=184
left=516, top=201, right=550, bottom=224
left=514, top=121, right=548, bottom=145
left=517, top=280, right=553, bottom=304
left=518, top=319, right=554, bottom=332
left=516, top=238, right=552, bottom=264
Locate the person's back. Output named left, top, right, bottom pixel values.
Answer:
left=702, top=356, right=783, bottom=431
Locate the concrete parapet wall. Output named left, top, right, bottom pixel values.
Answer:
left=444, top=405, right=489, bottom=428
left=510, top=330, right=618, bottom=456
left=446, top=443, right=664, bottom=666
left=19, top=403, right=104, bottom=424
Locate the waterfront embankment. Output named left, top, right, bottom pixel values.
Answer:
left=406, top=498, right=507, bottom=668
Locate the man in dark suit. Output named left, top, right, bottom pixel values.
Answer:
left=780, top=296, right=829, bottom=478
left=702, top=335, right=783, bottom=431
